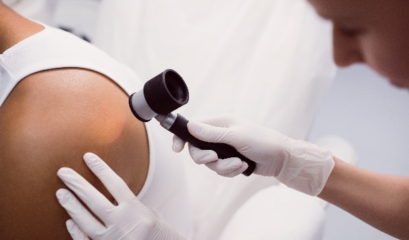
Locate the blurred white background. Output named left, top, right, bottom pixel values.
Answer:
left=8, top=0, right=409, bottom=238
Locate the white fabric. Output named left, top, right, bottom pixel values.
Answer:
left=0, top=23, right=192, bottom=239
left=94, top=0, right=335, bottom=239
left=220, top=185, right=326, bottom=240
left=3, top=0, right=57, bottom=25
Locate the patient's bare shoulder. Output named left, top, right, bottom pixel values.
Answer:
left=0, top=68, right=149, bottom=239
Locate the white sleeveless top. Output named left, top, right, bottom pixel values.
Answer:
left=0, top=23, right=192, bottom=239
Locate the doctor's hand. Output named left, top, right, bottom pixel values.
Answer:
left=173, top=114, right=335, bottom=196
left=56, top=153, right=184, bottom=240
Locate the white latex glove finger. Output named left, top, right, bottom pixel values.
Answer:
left=66, top=219, right=90, bottom=240
left=172, top=135, right=186, bottom=153
left=222, top=162, right=249, bottom=178
left=57, top=167, right=115, bottom=223
left=83, top=152, right=135, bottom=204
left=187, top=120, right=235, bottom=145
left=204, top=157, right=245, bottom=176
left=171, top=114, right=236, bottom=153
left=56, top=188, right=105, bottom=235
left=196, top=113, right=237, bottom=128
left=188, top=144, right=218, bottom=164
left=57, top=153, right=185, bottom=240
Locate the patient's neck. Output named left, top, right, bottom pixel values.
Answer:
left=0, top=3, right=44, bottom=53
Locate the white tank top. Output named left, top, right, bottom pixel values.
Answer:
left=0, top=23, right=192, bottom=239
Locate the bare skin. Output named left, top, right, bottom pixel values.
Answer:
left=0, top=3, right=44, bottom=53
left=306, top=0, right=409, bottom=238
left=308, top=0, right=409, bottom=88
left=319, top=158, right=409, bottom=239
left=0, top=4, right=149, bottom=239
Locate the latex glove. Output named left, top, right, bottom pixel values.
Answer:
left=56, top=152, right=185, bottom=240
left=173, top=114, right=334, bottom=196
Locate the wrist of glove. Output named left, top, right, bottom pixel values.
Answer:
left=56, top=153, right=185, bottom=240
left=173, top=114, right=334, bottom=196
left=275, top=139, right=334, bottom=195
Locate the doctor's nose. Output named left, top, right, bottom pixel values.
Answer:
left=332, top=25, right=364, bottom=67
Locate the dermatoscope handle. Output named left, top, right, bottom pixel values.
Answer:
left=168, top=114, right=256, bottom=176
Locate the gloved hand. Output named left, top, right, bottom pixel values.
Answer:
left=56, top=152, right=185, bottom=240
left=173, top=114, right=335, bottom=196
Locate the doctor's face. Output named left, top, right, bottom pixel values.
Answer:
left=308, top=0, right=409, bottom=89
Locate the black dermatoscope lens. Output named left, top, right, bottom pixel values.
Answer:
left=165, top=71, right=187, bottom=102
left=129, top=70, right=189, bottom=121
left=129, top=69, right=256, bottom=176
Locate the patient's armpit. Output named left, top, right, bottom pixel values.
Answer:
left=0, top=68, right=149, bottom=240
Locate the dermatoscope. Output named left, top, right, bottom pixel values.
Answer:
left=129, top=69, right=256, bottom=176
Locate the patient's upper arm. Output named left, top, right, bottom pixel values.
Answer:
left=0, top=68, right=149, bottom=239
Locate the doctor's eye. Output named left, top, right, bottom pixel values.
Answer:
left=336, top=25, right=365, bottom=37
left=340, top=28, right=359, bottom=37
